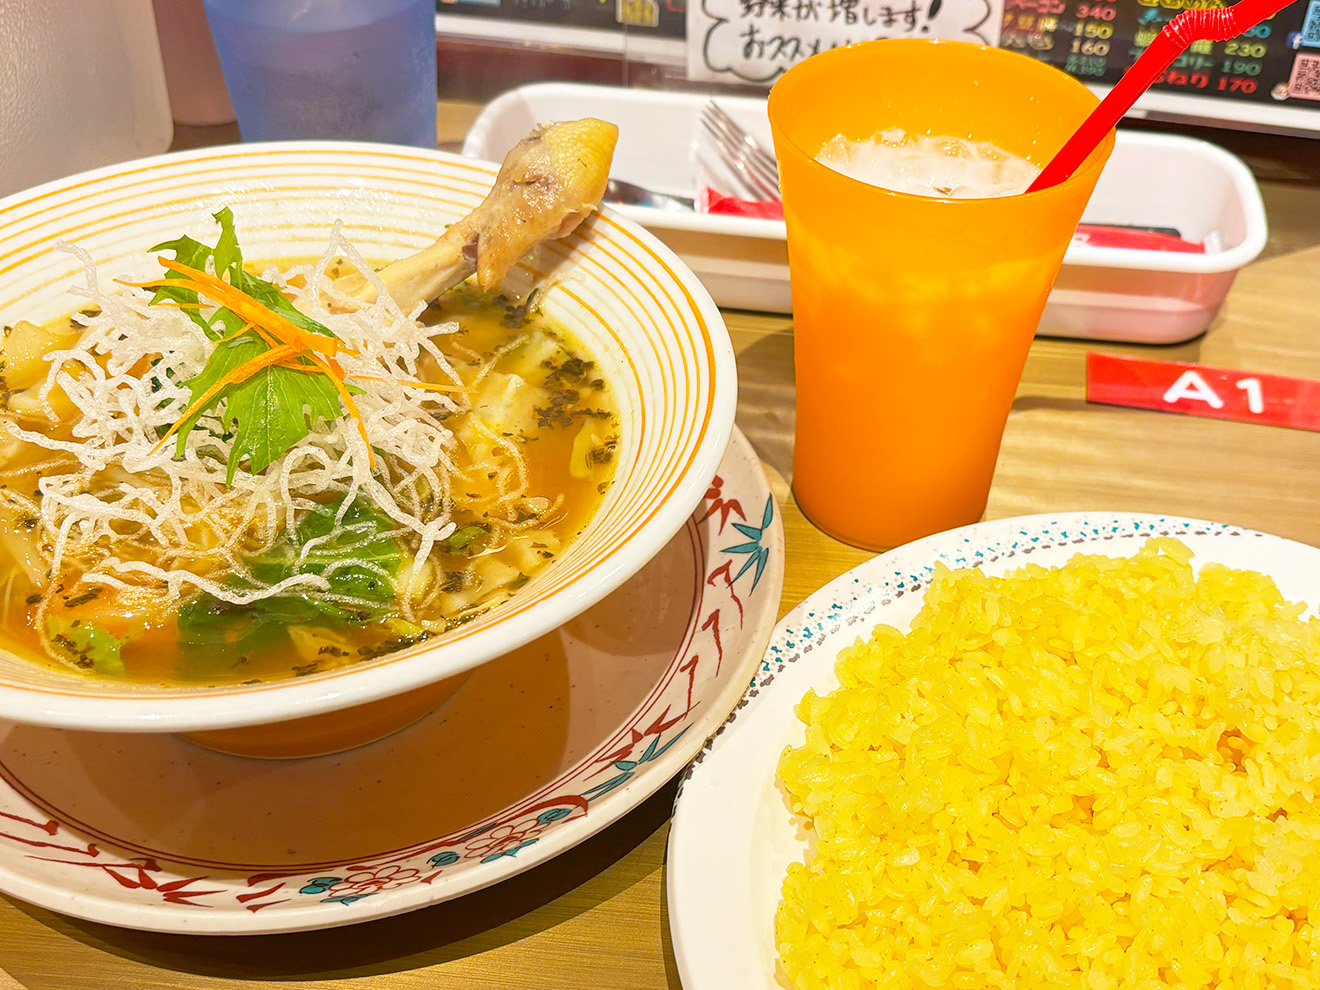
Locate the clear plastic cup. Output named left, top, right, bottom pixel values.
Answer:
left=201, top=0, right=438, bottom=147
left=769, top=39, right=1115, bottom=551
left=0, top=0, right=173, bottom=198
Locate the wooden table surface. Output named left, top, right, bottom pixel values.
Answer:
left=0, top=103, right=1318, bottom=989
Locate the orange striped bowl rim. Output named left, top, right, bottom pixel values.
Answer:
left=0, top=141, right=736, bottom=731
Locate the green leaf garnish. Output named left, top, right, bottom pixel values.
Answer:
left=220, top=364, right=347, bottom=482
left=443, top=523, right=490, bottom=556
left=150, top=208, right=352, bottom=481
left=210, top=205, right=244, bottom=284
left=146, top=234, right=217, bottom=335
left=273, top=497, right=404, bottom=619
left=45, top=616, right=125, bottom=676
left=178, top=494, right=404, bottom=664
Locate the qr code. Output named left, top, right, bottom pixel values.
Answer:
left=1303, top=0, right=1320, bottom=47
left=1288, top=52, right=1320, bottom=100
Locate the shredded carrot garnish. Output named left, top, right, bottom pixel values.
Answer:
left=159, top=259, right=356, bottom=357
left=134, top=259, right=375, bottom=465
left=351, top=374, right=465, bottom=394
left=306, top=352, right=372, bottom=452
left=125, top=260, right=359, bottom=360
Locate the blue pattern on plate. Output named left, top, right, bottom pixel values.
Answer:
left=722, top=495, right=776, bottom=591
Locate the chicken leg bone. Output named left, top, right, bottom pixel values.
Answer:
left=352, top=117, right=620, bottom=311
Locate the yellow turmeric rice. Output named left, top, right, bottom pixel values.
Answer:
left=776, top=537, right=1320, bottom=989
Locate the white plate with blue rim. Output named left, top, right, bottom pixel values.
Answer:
left=666, top=511, right=1320, bottom=989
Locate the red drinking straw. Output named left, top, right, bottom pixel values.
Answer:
left=1029, top=0, right=1300, bottom=192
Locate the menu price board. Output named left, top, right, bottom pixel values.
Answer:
left=1004, top=0, right=1320, bottom=109
left=684, top=0, right=1320, bottom=133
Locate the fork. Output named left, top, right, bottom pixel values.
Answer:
left=698, top=101, right=782, bottom=202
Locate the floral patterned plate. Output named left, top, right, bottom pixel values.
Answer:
left=666, top=512, right=1318, bottom=990
left=0, top=428, right=781, bottom=934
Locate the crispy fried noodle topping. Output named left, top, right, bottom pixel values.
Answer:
left=0, top=226, right=488, bottom=640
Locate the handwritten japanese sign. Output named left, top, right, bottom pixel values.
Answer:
left=686, top=0, right=1003, bottom=84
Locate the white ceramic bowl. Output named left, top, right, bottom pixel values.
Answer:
left=0, top=141, right=736, bottom=733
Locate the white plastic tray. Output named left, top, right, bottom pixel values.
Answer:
left=463, top=82, right=1269, bottom=344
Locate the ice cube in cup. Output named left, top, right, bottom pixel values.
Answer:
left=815, top=129, right=1041, bottom=199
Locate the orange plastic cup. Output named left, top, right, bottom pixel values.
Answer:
left=769, top=39, right=1115, bottom=550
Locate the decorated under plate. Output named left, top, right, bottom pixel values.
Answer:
left=666, top=511, right=1318, bottom=990
left=0, top=428, right=781, bottom=935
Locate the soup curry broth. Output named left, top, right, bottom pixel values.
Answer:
left=0, top=226, right=619, bottom=687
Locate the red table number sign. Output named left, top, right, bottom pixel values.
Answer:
left=1086, top=352, right=1320, bottom=432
